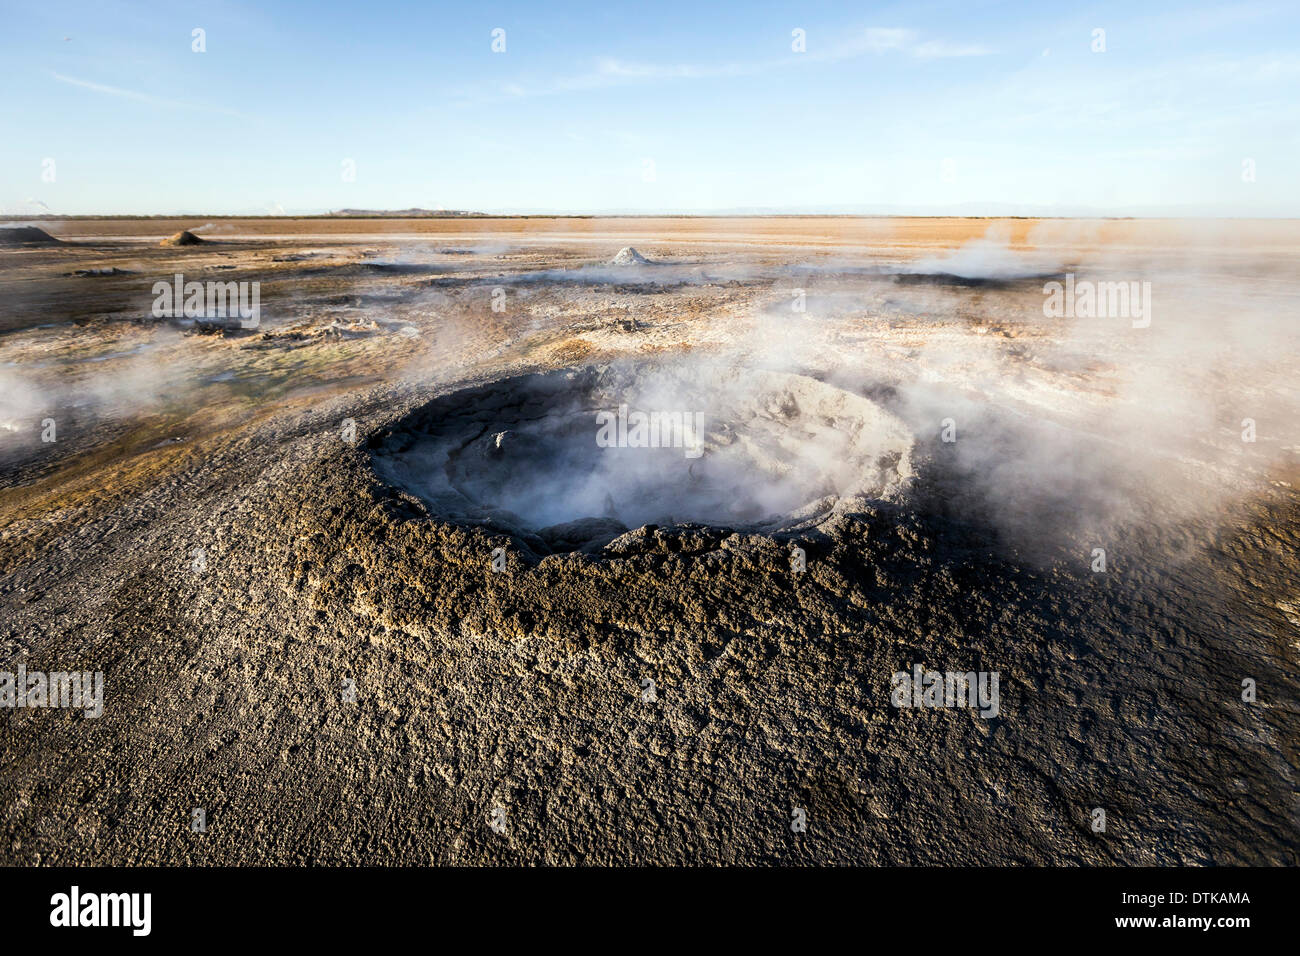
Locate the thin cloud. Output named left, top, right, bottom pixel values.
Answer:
left=464, top=27, right=994, bottom=102
left=49, top=72, right=246, bottom=117
left=912, top=39, right=995, bottom=58
left=861, top=28, right=913, bottom=53
left=849, top=29, right=993, bottom=59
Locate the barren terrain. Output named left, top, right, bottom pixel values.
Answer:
left=1, top=217, right=1296, bottom=864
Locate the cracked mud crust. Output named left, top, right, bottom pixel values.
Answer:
left=1, top=219, right=1297, bottom=865
left=2, top=373, right=1295, bottom=865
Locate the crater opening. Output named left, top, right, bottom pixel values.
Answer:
left=371, top=363, right=914, bottom=552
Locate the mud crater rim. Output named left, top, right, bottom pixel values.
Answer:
left=370, top=363, right=914, bottom=553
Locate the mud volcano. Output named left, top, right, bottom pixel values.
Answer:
left=609, top=246, right=651, bottom=265
left=0, top=226, right=61, bottom=245
left=371, top=363, right=913, bottom=552
left=160, top=230, right=204, bottom=246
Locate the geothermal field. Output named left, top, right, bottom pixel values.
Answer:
left=0, top=216, right=1297, bottom=865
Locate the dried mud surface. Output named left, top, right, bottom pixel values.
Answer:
left=0, top=219, right=1296, bottom=865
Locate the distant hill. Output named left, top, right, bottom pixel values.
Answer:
left=327, top=208, right=488, bottom=218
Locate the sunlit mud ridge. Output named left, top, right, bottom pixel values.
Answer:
left=371, top=363, right=913, bottom=553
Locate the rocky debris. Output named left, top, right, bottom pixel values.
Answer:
left=66, top=267, right=135, bottom=277
left=271, top=252, right=326, bottom=262
left=250, top=318, right=381, bottom=347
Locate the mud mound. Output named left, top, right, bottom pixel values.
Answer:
left=609, top=246, right=651, bottom=265
left=160, top=230, right=204, bottom=246
left=371, top=363, right=913, bottom=551
left=0, top=226, right=61, bottom=246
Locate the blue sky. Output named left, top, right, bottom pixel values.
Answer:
left=2, top=0, right=1297, bottom=215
